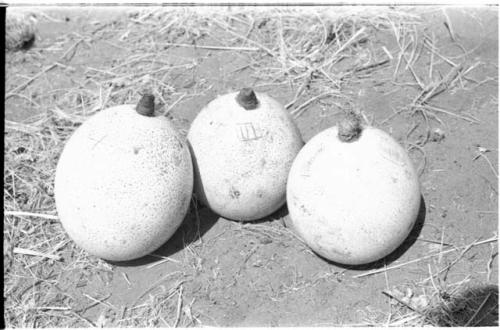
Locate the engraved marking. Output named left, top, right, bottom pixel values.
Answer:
left=301, top=146, right=323, bottom=177
left=236, top=122, right=263, bottom=141
left=90, top=134, right=108, bottom=150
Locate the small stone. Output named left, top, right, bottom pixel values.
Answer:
left=431, top=128, right=445, bottom=142
left=477, top=146, right=489, bottom=153
left=258, top=236, right=272, bottom=244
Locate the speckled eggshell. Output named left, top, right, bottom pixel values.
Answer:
left=287, top=125, right=421, bottom=265
left=187, top=91, right=304, bottom=221
left=54, top=105, right=193, bottom=261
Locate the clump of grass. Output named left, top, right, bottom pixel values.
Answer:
left=6, top=10, right=37, bottom=51
left=426, top=283, right=498, bottom=326
left=360, top=233, right=498, bottom=327
left=379, top=280, right=498, bottom=326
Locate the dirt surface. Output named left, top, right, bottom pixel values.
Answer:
left=4, top=5, right=498, bottom=327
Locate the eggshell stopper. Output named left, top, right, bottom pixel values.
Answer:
left=236, top=88, right=259, bottom=110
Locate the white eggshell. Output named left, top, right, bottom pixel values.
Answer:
left=54, top=105, right=193, bottom=261
left=187, top=91, right=304, bottom=221
left=287, top=125, right=421, bottom=265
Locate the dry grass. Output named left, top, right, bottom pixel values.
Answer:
left=360, top=235, right=498, bottom=326
left=348, top=231, right=498, bottom=327
left=4, top=5, right=497, bottom=327
left=370, top=274, right=499, bottom=327
left=6, top=10, right=37, bottom=51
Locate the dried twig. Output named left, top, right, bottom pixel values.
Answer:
left=321, top=27, right=367, bottom=70
left=161, top=42, right=259, bottom=51
left=26, top=240, right=69, bottom=268
left=442, top=9, right=456, bottom=42
left=163, top=93, right=187, bottom=116
left=421, top=104, right=479, bottom=123
left=473, top=148, right=498, bottom=178
left=174, top=285, right=184, bottom=328
left=6, top=63, right=60, bottom=99
left=290, top=92, right=338, bottom=118
left=423, top=40, right=457, bottom=67
left=122, top=272, right=132, bottom=286
left=353, top=58, right=390, bottom=73
left=353, top=236, right=498, bottom=278
left=83, top=293, right=117, bottom=311
left=211, top=18, right=275, bottom=56
left=441, top=238, right=480, bottom=281
left=407, top=142, right=427, bottom=176
left=71, top=311, right=96, bottom=327
left=285, top=74, right=312, bottom=109
left=132, top=273, right=183, bottom=307
left=428, top=33, right=435, bottom=80
left=464, top=292, right=493, bottom=327
left=13, top=247, right=61, bottom=261
left=4, top=211, right=59, bottom=220
left=60, top=38, right=86, bottom=62
left=417, top=237, right=452, bottom=247
left=486, top=248, right=497, bottom=282
left=382, top=290, right=424, bottom=315
left=411, top=63, right=464, bottom=107
left=33, top=306, right=71, bottom=311
left=146, top=256, right=181, bottom=269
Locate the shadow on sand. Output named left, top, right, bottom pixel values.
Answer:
left=108, top=200, right=219, bottom=267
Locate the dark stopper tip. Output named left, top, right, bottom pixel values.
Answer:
left=236, top=88, right=259, bottom=110
left=136, top=94, right=155, bottom=117
left=338, top=111, right=363, bottom=142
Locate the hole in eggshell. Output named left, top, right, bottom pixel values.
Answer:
left=229, top=187, right=241, bottom=199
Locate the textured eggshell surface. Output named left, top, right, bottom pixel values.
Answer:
left=54, top=105, right=193, bottom=261
left=287, top=126, right=421, bottom=265
left=187, top=91, right=304, bottom=221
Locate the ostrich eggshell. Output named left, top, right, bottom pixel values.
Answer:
left=287, top=125, right=421, bottom=265
left=187, top=91, right=304, bottom=221
left=54, top=105, right=193, bottom=261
